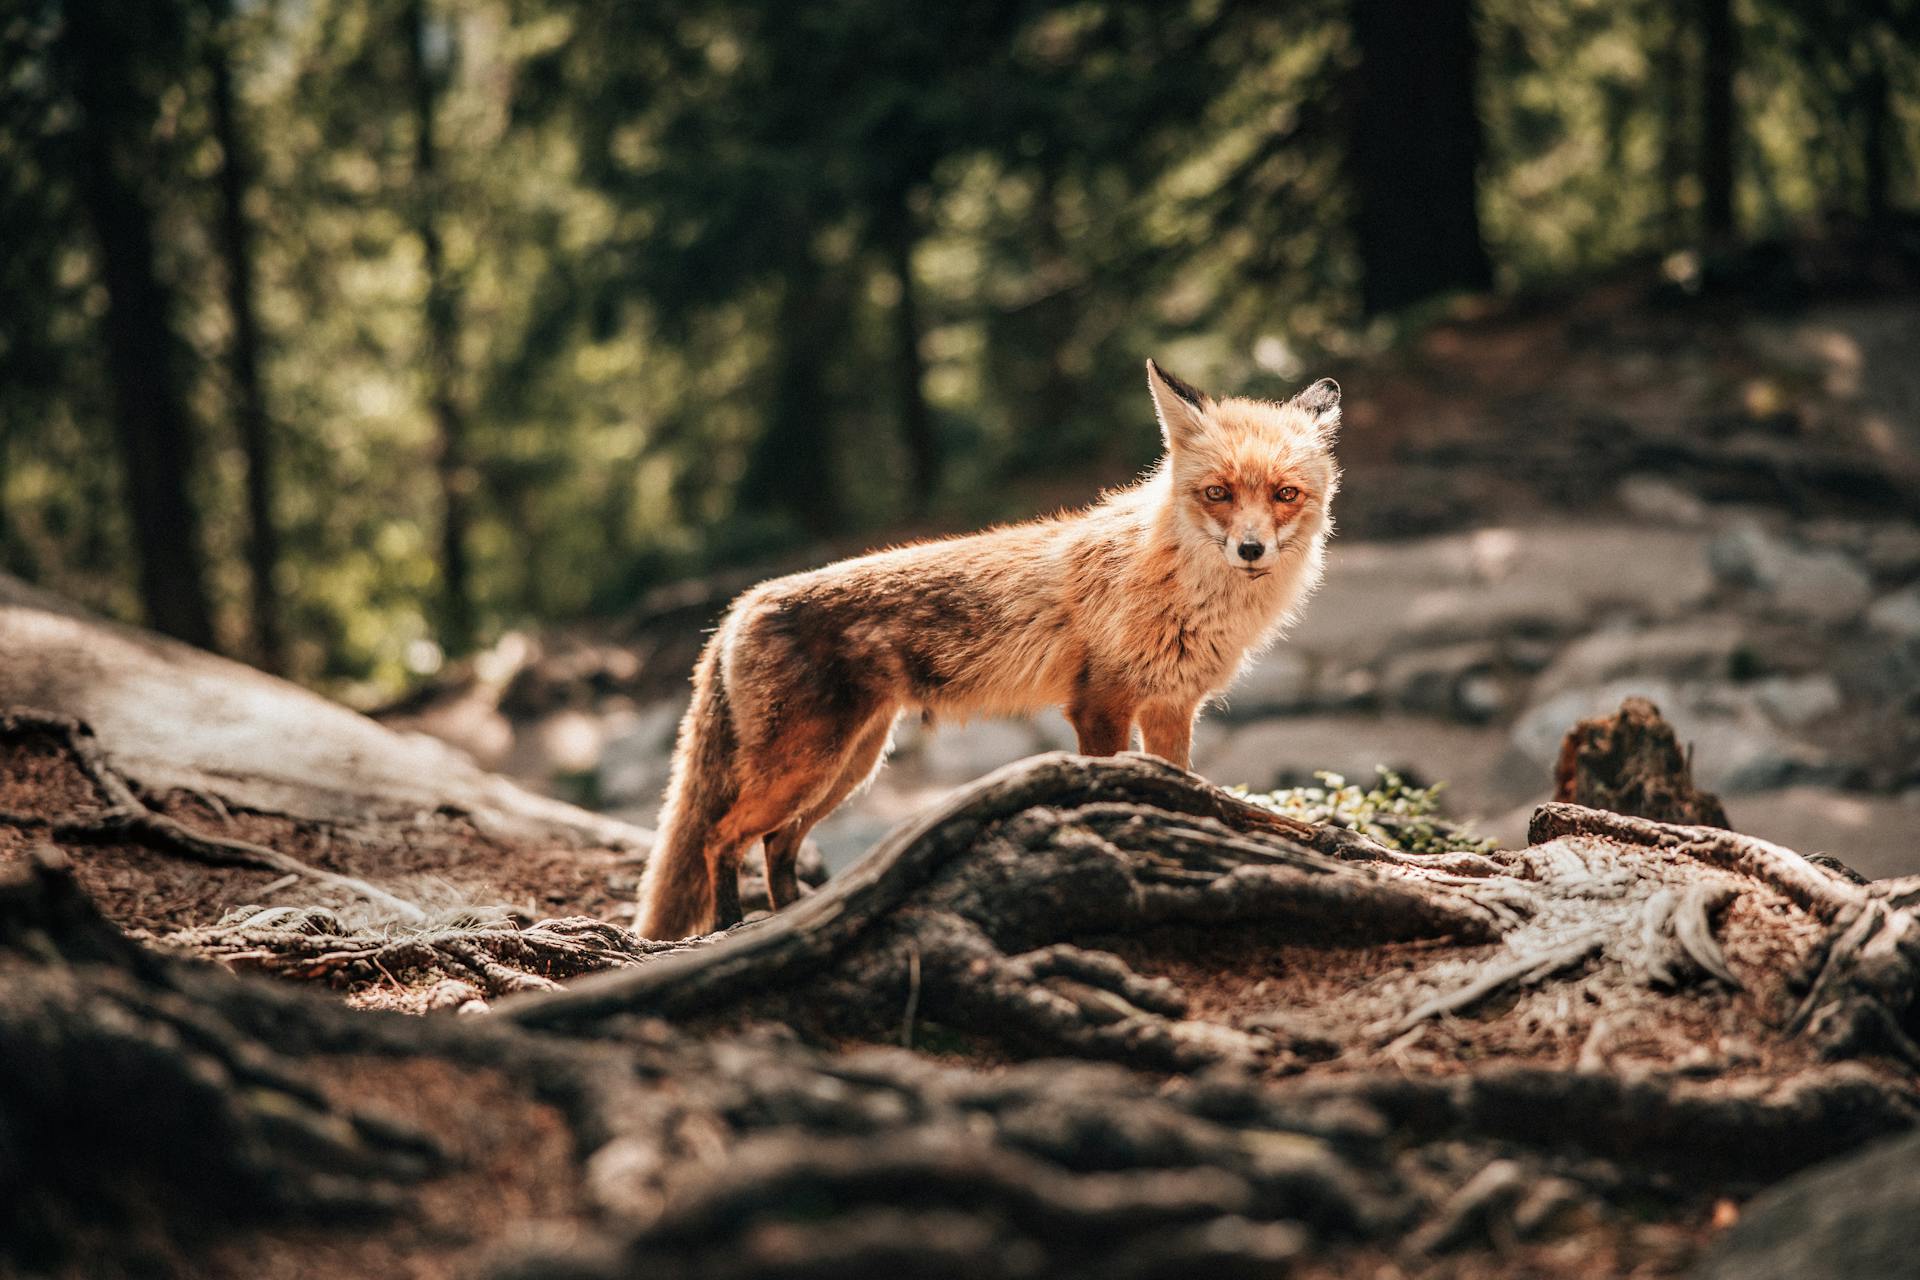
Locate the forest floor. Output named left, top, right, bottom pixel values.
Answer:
left=381, top=271, right=1920, bottom=880
left=6, top=264, right=1919, bottom=1280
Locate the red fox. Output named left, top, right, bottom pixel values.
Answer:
left=635, top=361, right=1341, bottom=939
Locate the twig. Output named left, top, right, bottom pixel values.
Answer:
left=901, top=940, right=921, bottom=1050
left=1380, top=930, right=1607, bottom=1038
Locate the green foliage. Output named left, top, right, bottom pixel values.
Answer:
left=1235, top=769, right=1499, bottom=855
left=2, top=0, right=1917, bottom=697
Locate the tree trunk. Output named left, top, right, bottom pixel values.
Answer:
left=1348, top=0, right=1493, bottom=314
left=404, top=0, right=476, bottom=657
left=1860, top=63, right=1891, bottom=228
left=1698, top=0, right=1738, bottom=242
left=56, top=1, right=216, bottom=651
left=1658, top=2, right=1690, bottom=248
left=738, top=250, right=846, bottom=537
left=885, top=204, right=939, bottom=516
left=207, top=5, right=285, bottom=674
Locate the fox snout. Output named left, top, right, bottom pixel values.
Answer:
left=1222, top=517, right=1288, bottom=570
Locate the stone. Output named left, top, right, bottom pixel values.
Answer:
left=1455, top=672, right=1510, bottom=723
left=1530, top=620, right=1748, bottom=702
left=1377, top=641, right=1499, bottom=721
left=1863, top=523, right=1920, bottom=581
left=1751, top=674, right=1842, bottom=728
left=1728, top=787, right=1920, bottom=880
left=1616, top=474, right=1709, bottom=526
left=1866, top=586, right=1920, bottom=638
left=1693, top=1131, right=1920, bottom=1280
left=1193, top=715, right=1530, bottom=818
left=918, top=717, right=1051, bottom=784
left=1707, top=521, right=1872, bottom=621
left=1285, top=524, right=1714, bottom=667
left=597, top=696, right=687, bottom=809
left=1217, top=650, right=1316, bottom=719
left=807, top=811, right=901, bottom=874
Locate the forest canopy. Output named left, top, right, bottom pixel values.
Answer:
left=2, top=0, right=1916, bottom=697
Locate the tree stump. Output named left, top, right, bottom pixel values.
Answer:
left=1553, top=695, right=1732, bottom=828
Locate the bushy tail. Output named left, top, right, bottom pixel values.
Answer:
left=635, top=642, right=739, bottom=939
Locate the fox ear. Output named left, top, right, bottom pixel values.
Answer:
left=1146, top=359, right=1211, bottom=452
left=1292, top=377, right=1341, bottom=440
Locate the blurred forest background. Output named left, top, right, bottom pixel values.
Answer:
left=3, top=0, right=1918, bottom=702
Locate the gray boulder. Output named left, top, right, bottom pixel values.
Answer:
left=1866, top=585, right=1920, bottom=639
left=1691, top=1131, right=1920, bottom=1280
left=1708, top=522, right=1872, bottom=621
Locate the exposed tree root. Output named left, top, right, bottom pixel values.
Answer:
left=1531, top=799, right=1920, bottom=1064
left=160, top=904, right=689, bottom=1003
left=0, top=710, right=429, bottom=921
left=0, top=849, right=442, bottom=1264
left=501, top=754, right=1501, bottom=1066
left=5, top=707, right=1920, bottom=1278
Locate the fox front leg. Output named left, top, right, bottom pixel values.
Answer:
left=1137, top=700, right=1200, bottom=771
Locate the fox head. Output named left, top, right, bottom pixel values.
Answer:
left=1146, top=359, right=1341, bottom=577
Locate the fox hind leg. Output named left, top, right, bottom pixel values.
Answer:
left=762, top=712, right=895, bottom=909
left=1068, top=682, right=1136, bottom=756
left=703, top=753, right=844, bottom=929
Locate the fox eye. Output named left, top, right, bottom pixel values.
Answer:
left=1274, top=486, right=1300, bottom=503
left=1203, top=484, right=1231, bottom=502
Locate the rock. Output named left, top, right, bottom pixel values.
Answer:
left=1530, top=619, right=1748, bottom=701
left=1863, top=524, right=1920, bottom=582
left=1707, top=522, right=1872, bottom=621
left=1194, top=715, right=1531, bottom=816
left=1028, top=707, right=1080, bottom=754
left=1455, top=671, right=1510, bottom=723
left=1617, top=474, right=1709, bottom=526
left=1729, top=787, right=1920, bottom=880
left=1692, top=1131, right=1920, bottom=1280
left=807, top=811, right=900, bottom=873
left=1377, top=641, right=1501, bottom=721
left=1832, top=631, right=1920, bottom=707
left=1808, top=519, right=1920, bottom=582
left=597, top=697, right=687, bottom=809
left=918, top=717, right=1050, bottom=784
left=1751, top=674, right=1842, bottom=728
left=1866, top=586, right=1920, bottom=638
left=1218, top=650, right=1316, bottom=719
left=1286, top=524, right=1713, bottom=666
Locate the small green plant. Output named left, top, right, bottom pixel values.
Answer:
left=1233, top=768, right=1497, bottom=855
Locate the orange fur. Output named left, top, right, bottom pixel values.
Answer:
left=634, top=361, right=1342, bottom=939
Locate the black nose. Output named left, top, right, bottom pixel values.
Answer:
left=1236, top=541, right=1265, bottom=562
